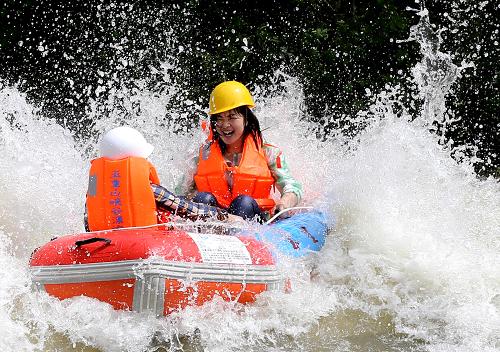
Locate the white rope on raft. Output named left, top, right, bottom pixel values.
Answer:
left=82, top=221, right=238, bottom=235
left=264, top=206, right=314, bottom=225
left=79, top=206, right=314, bottom=235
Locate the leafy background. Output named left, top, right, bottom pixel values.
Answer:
left=0, top=0, right=498, bottom=175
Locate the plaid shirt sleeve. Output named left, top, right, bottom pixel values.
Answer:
left=151, top=183, right=228, bottom=221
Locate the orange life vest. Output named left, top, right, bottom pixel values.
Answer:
left=194, top=135, right=276, bottom=211
left=86, top=157, right=160, bottom=231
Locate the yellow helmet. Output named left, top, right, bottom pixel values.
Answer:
left=209, top=81, right=255, bottom=115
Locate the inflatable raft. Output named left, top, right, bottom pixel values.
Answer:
left=30, top=210, right=328, bottom=315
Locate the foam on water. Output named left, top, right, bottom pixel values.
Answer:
left=318, top=117, right=500, bottom=351
left=0, top=6, right=499, bottom=352
left=0, top=230, right=33, bottom=351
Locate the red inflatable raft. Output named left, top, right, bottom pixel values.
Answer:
left=30, top=225, right=282, bottom=316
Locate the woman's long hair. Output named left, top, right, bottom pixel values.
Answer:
left=210, top=106, right=263, bottom=153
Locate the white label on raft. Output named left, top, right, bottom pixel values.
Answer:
left=187, top=233, right=252, bottom=264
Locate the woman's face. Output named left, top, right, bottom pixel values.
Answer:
left=214, top=109, right=245, bottom=148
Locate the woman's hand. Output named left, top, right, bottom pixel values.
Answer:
left=274, top=192, right=298, bottom=218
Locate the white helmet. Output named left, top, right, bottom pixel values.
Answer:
left=99, top=126, right=154, bottom=160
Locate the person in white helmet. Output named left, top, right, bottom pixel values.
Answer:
left=85, top=126, right=238, bottom=232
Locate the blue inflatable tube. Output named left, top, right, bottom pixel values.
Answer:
left=243, top=211, right=329, bottom=258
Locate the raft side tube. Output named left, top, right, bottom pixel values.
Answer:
left=246, top=211, right=329, bottom=258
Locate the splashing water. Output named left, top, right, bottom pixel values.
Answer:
left=0, top=6, right=499, bottom=352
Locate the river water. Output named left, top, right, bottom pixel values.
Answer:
left=0, top=6, right=499, bottom=352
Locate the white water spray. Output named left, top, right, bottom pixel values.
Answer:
left=0, top=5, right=498, bottom=352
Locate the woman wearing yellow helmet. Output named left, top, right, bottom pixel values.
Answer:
left=177, top=81, right=303, bottom=221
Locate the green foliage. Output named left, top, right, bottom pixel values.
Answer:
left=426, top=1, right=499, bottom=176
left=0, top=0, right=497, bottom=175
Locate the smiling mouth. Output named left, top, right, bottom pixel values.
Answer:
left=221, top=131, right=234, bottom=137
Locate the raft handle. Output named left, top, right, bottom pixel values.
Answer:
left=75, top=237, right=112, bottom=247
